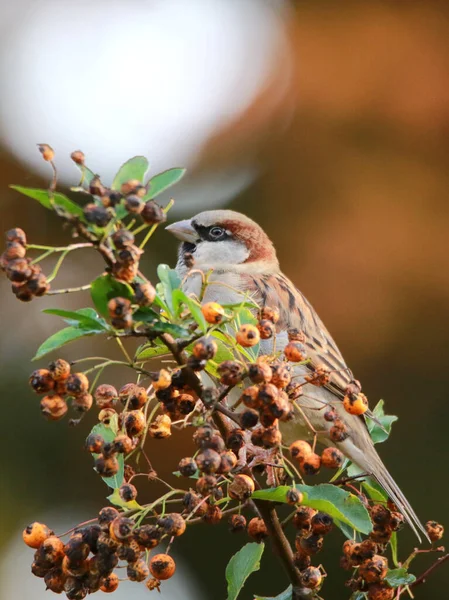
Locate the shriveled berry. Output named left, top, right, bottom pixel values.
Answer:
left=83, top=203, right=111, bottom=227
left=95, top=455, right=119, bottom=477
left=217, top=360, right=245, bottom=386
left=112, top=228, right=134, bottom=249
left=66, top=373, right=89, bottom=396
left=94, top=384, right=118, bottom=408
left=218, top=450, right=238, bottom=474
left=257, top=319, right=275, bottom=339
left=119, top=483, right=137, bottom=503
left=6, top=227, right=26, bottom=245
left=149, top=554, right=176, bottom=580
left=44, top=567, right=66, bottom=593
left=293, top=506, right=316, bottom=532
left=23, top=522, right=53, bottom=548
left=271, top=364, right=292, bottom=388
left=88, top=175, right=106, bottom=197
left=229, top=514, right=247, bottom=533
left=64, top=576, right=88, bottom=600
left=324, top=406, right=337, bottom=422
left=72, top=392, right=93, bottom=412
left=301, top=453, right=321, bottom=476
left=305, top=365, right=331, bottom=387
left=121, top=179, right=146, bottom=197
left=236, top=324, right=260, bottom=347
left=85, top=433, right=104, bottom=453
left=366, top=583, right=395, bottom=600
left=321, top=446, right=344, bottom=469
left=201, top=301, right=225, bottom=324
left=107, top=297, right=131, bottom=318
left=178, top=393, right=196, bottom=414
left=228, top=474, right=255, bottom=501
left=26, top=272, right=50, bottom=297
left=370, top=505, right=391, bottom=526
left=299, top=534, right=324, bottom=555
left=48, top=359, right=71, bottom=382
left=248, top=360, right=272, bottom=384
left=178, top=457, right=198, bottom=477
left=240, top=385, right=260, bottom=409
left=260, top=306, right=280, bottom=323
left=286, top=488, right=303, bottom=505
left=110, top=516, right=134, bottom=542
left=300, top=566, right=322, bottom=589
left=330, top=419, right=349, bottom=442
left=40, top=395, right=68, bottom=420
left=113, top=434, right=134, bottom=454
left=293, top=552, right=311, bottom=571
left=226, top=428, right=245, bottom=453
left=284, top=341, right=307, bottom=362
left=196, top=448, right=221, bottom=474
left=70, top=150, right=85, bottom=164
left=203, top=504, right=223, bottom=524
left=4, top=240, right=26, bottom=260
left=133, top=281, right=156, bottom=306
left=64, top=533, right=90, bottom=563
left=261, top=425, right=282, bottom=448
left=240, top=408, right=259, bottom=429
left=29, top=369, right=55, bottom=394
left=141, top=200, right=166, bottom=224
left=127, top=559, right=149, bottom=582
left=149, top=414, right=172, bottom=439
left=98, top=408, right=116, bottom=425
left=192, top=337, right=218, bottom=360
left=125, top=410, right=146, bottom=436
left=359, top=555, right=388, bottom=583
left=158, top=513, right=186, bottom=537
left=124, top=195, right=144, bottom=214
left=311, top=512, right=333, bottom=535
left=6, top=257, right=32, bottom=282
left=426, top=520, right=444, bottom=542
left=134, top=524, right=162, bottom=549
left=116, top=245, right=142, bottom=266
left=98, top=507, right=119, bottom=529
left=247, top=517, right=268, bottom=542
left=100, top=572, right=119, bottom=592
left=196, top=475, right=217, bottom=496
left=152, top=368, right=172, bottom=390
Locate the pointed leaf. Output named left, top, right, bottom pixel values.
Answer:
left=43, top=308, right=108, bottom=331
left=226, top=542, right=264, bottom=600
left=90, top=274, right=134, bottom=318
left=172, top=289, right=207, bottom=333
left=390, top=532, right=399, bottom=567
left=157, top=264, right=181, bottom=315
left=254, top=586, right=292, bottom=600
left=107, top=488, right=142, bottom=510
left=33, top=326, right=103, bottom=360
left=88, top=415, right=125, bottom=489
left=10, top=186, right=85, bottom=220
left=135, top=340, right=168, bottom=361
left=385, top=568, right=416, bottom=587
left=367, top=400, right=398, bottom=444
left=133, top=307, right=190, bottom=338
left=145, top=168, right=186, bottom=199
left=252, top=484, right=372, bottom=534
left=112, top=156, right=149, bottom=191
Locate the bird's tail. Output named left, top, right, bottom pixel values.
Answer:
left=341, top=437, right=429, bottom=543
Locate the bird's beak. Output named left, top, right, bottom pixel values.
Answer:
left=165, top=219, right=198, bottom=243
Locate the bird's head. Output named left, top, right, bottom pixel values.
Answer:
left=166, top=210, right=279, bottom=272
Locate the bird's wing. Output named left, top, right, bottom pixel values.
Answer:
left=245, top=272, right=353, bottom=399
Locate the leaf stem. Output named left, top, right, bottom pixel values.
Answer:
left=47, top=284, right=92, bottom=295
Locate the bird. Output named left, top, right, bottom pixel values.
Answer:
left=166, top=209, right=428, bottom=541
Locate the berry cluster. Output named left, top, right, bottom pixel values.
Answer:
left=0, top=228, right=50, bottom=301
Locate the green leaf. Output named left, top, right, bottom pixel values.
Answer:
left=107, top=488, right=142, bottom=510
left=145, top=168, right=186, bottom=199
left=135, top=340, right=168, bottom=361
left=252, top=484, right=372, bottom=534
left=172, top=289, right=207, bottom=333
left=89, top=415, right=125, bottom=489
left=90, top=274, right=134, bottom=318
left=111, top=156, right=149, bottom=191
left=226, top=542, right=264, bottom=600
left=70, top=164, right=96, bottom=189
left=133, top=307, right=190, bottom=338
left=43, top=308, right=108, bottom=331
left=254, top=586, right=292, bottom=600
left=334, top=519, right=362, bottom=542
left=390, top=532, right=399, bottom=567
left=347, top=463, right=387, bottom=503
left=10, top=186, right=85, bottom=221
left=33, top=326, right=103, bottom=360
left=157, top=264, right=181, bottom=315
left=385, top=568, right=416, bottom=587
left=367, top=400, right=398, bottom=444
left=205, top=332, right=236, bottom=377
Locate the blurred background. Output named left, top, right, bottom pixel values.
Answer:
left=1, top=0, right=449, bottom=598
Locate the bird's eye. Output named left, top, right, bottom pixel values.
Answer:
left=209, top=227, right=225, bottom=240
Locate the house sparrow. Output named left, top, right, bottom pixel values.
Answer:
left=166, top=209, right=427, bottom=541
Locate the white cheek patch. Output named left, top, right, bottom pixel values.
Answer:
left=193, top=240, right=249, bottom=267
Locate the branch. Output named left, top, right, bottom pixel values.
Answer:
left=410, top=553, right=449, bottom=589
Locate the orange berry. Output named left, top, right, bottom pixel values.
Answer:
left=300, top=452, right=321, bottom=476
left=22, top=522, right=53, bottom=548
left=284, top=341, right=306, bottom=362
left=426, top=520, right=444, bottom=542
left=247, top=517, right=268, bottom=542
left=152, top=369, right=172, bottom=390
left=300, top=566, right=322, bottom=589
left=100, top=572, right=119, bottom=592
left=228, top=474, right=255, bottom=501
left=37, top=143, right=54, bottom=161
left=40, top=395, right=68, bottom=420
left=149, top=414, right=172, bottom=439
left=343, top=392, right=368, bottom=415
left=321, top=447, right=344, bottom=469
left=48, top=359, right=71, bottom=382
left=289, top=440, right=312, bottom=462
left=29, top=369, right=55, bottom=394
left=201, top=302, right=225, bottom=324
left=149, top=554, right=176, bottom=580
left=236, top=324, right=260, bottom=347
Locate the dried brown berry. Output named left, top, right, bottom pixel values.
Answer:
left=300, top=566, right=322, bottom=589
left=240, top=408, right=259, bottom=429
left=228, top=474, right=255, bottom=501
left=6, top=227, right=27, bottom=245
left=23, top=522, right=53, bottom=548
left=110, top=516, right=134, bottom=542
left=293, top=551, right=311, bottom=571
left=300, top=453, right=321, bottom=476
left=311, top=512, right=333, bottom=535
left=124, top=410, right=146, bottom=436
left=330, top=419, right=349, bottom=442
left=66, top=372, right=89, bottom=396
left=44, top=567, right=66, bottom=593
left=4, top=240, right=26, bottom=260
left=6, top=257, right=32, bottom=282
left=299, top=534, right=324, bottom=555
left=134, top=524, right=162, bottom=549
left=95, top=455, right=119, bottom=477
left=83, top=203, right=111, bottom=227
left=261, top=306, right=280, bottom=323
left=127, top=559, right=149, bottom=582
left=192, top=337, right=218, bottom=360
left=366, top=583, right=395, bottom=600
left=113, top=434, right=134, bottom=454
left=425, top=520, right=444, bottom=542
left=119, top=483, right=138, bottom=503
left=293, top=506, right=316, bottom=532
left=40, top=395, right=68, bottom=420
left=196, top=448, right=221, bottom=474
left=48, top=359, right=71, bottom=382
left=203, top=504, right=223, bottom=524
left=72, top=392, right=93, bottom=413
left=133, top=281, right=156, bottom=306
left=289, top=440, right=312, bottom=462
left=152, top=368, right=172, bottom=390
left=121, top=179, right=146, bottom=196
left=226, top=428, right=245, bottom=453
left=94, top=384, right=118, bottom=409
left=124, top=195, right=144, bottom=214
left=257, top=319, right=275, bottom=339
left=98, top=408, right=116, bottom=425
left=321, top=446, right=344, bottom=469
left=359, top=555, right=388, bottom=583
left=218, top=450, right=238, bottom=475
left=100, top=572, right=119, bottom=593
left=149, top=414, right=172, bottom=439
left=229, top=514, right=247, bottom=533
left=284, top=341, right=307, bottom=362
left=29, top=369, right=55, bottom=394
left=248, top=360, right=272, bottom=384
left=107, top=297, right=131, bottom=318
left=179, top=457, right=198, bottom=477
left=149, top=554, right=176, bottom=580
left=158, top=513, right=186, bottom=537
left=141, top=200, right=167, bottom=224
left=247, top=517, right=268, bottom=542
left=271, top=364, right=292, bottom=388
